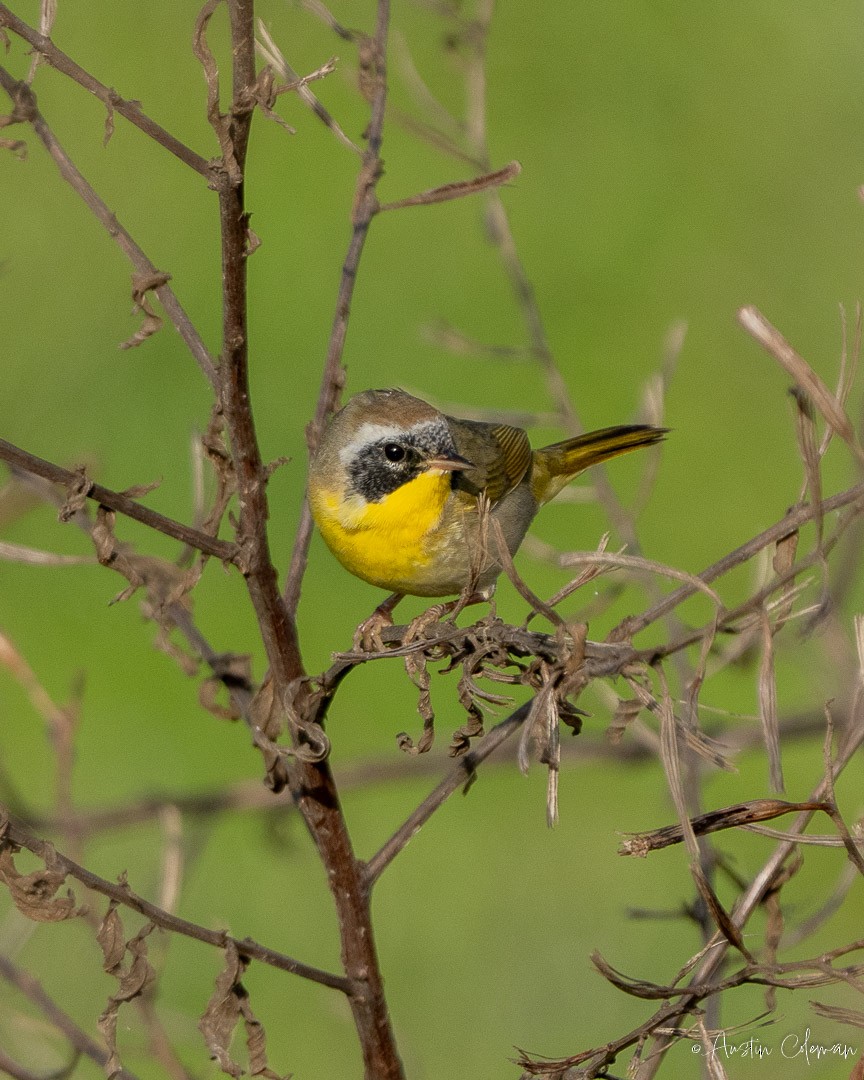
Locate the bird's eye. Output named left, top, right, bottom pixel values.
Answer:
left=383, top=443, right=406, bottom=463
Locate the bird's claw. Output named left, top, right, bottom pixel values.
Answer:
left=353, top=607, right=395, bottom=652
left=402, top=602, right=453, bottom=645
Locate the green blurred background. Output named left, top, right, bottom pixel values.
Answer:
left=3, top=1, right=864, bottom=1077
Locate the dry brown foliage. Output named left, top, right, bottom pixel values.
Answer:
left=1, top=2, right=863, bottom=1079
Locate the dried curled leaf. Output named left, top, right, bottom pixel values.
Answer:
left=58, top=466, right=93, bottom=522
left=447, top=712, right=485, bottom=756
left=0, top=843, right=79, bottom=922
left=112, top=923, right=156, bottom=1001
left=119, top=271, right=171, bottom=351
left=619, top=799, right=830, bottom=857
left=200, top=941, right=288, bottom=1079
left=97, top=899, right=127, bottom=973
left=608, top=697, right=642, bottom=743
left=379, top=160, right=521, bottom=213
left=399, top=647, right=435, bottom=755
left=200, top=942, right=250, bottom=1077
left=97, top=918, right=157, bottom=1076
left=591, top=950, right=675, bottom=1000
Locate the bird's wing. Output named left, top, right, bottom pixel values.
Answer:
left=446, top=417, right=533, bottom=505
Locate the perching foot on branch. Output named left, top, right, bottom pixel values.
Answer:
left=354, top=591, right=404, bottom=651
left=402, top=590, right=494, bottom=646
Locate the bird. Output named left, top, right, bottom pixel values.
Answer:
left=308, top=388, right=666, bottom=634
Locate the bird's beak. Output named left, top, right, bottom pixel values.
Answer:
left=425, top=452, right=473, bottom=473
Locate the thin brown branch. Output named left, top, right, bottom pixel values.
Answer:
left=284, top=1, right=392, bottom=619
left=0, top=1048, right=49, bottom=1080
left=207, top=0, right=310, bottom=758
left=0, top=68, right=218, bottom=386
left=613, top=478, right=864, bottom=642
left=491, top=516, right=564, bottom=627
left=619, top=799, right=834, bottom=856
left=590, top=950, right=864, bottom=1002
left=0, top=437, right=238, bottom=562
left=738, top=305, right=864, bottom=467
left=378, top=159, right=521, bottom=211
left=810, top=1001, right=864, bottom=1030
left=560, top=550, right=724, bottom=610
left=758, top=608, right=784, bottom=792
left=391, top=108, right=485, bottom=167
left=421, top=320, right=541, bottom=362
left=0, top=540, right=93, bottom=566
left=0, top=4, right=211, bottom=175
left=0, top=952, right=142, bottom=1080
left=255, top=21, right=360, bottom=154
left=0, top=813, right=351, bottom=993
left=365, top=700, right=530, bottom=885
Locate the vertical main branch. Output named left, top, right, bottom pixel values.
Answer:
left=215, top=3, right=404, bottom=1076
left=216, top=0, right=303, bottom=688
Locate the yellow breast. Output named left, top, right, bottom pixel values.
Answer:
left=310, top=471, right=455, bottom=593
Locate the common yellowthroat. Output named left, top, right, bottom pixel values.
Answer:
left=309, top=389, right=665, bottom=610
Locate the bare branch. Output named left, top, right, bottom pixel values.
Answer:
left=379, top=160, right=521, bottom=211
left=0, top=952, right=142, bottom=1080
left=284, top=0, right=392, bottom=616
left=619, top=799, right=834, bottom=856
left=0, top=437, right=237, bottom=562
left=0, top=540, right=93, bottom=566
left=364, top=700, right=530, bottom=885
left=0, top=68, right=218, bottom=385
left=0, top=4, right=211, bottom=174
left=255, top=20, right=360, bottom=154
left=0, top=813, right=351, bottom=993
left=738, top=305, right=864, bottom=467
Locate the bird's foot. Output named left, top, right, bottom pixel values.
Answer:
left=402, top=601, right=456, bottom=645
left=403, top=589, right=491, bottom=645
left=353, top=593, right=403, bottom=652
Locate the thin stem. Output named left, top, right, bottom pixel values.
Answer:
left=0, top=4, right=211, bottom=176
left=0, top=68, right=218, bottom=386
left=365, top=701, right=529, bottom=884
left=634, top=717, right=864, bottom=1078
left=213, top=11, right=304, bottom=689
left=0, top=953, right=141, bottom=1080
left=284, top=1, right=391, bottom=618
left=0, top=436, right=237, bottom=562
left=614, top=479, right=864, bottom=642
left=0, top=814, right=351, bottom=992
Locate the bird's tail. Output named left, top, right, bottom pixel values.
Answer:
left=531, top=425, right=667, bottom=504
